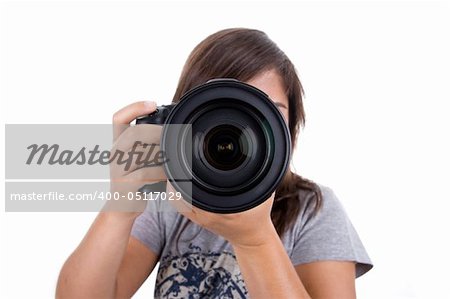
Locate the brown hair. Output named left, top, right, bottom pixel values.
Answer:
left=174, top=28, right=322, bottom=238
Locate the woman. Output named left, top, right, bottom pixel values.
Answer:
left=56, top=28, right=372, bottom=298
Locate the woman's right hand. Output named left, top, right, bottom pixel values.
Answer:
left=56, top=101, right=163, bottom=299
left=108, top=101, right=167, bottom=218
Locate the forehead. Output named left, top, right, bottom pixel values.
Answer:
left=244, top=70, right=289, bottom=107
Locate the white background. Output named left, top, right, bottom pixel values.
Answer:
left=1, top=1, right=449, bottom=298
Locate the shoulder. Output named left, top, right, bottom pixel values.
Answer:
left=289, top=182, right=373, bottom=277
left=315, top=183, right=347, bottom=217
left=296, top=182, right=355, bottom=236
left=295, top=182, right=346, bottom=227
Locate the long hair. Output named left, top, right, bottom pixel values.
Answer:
left=174, top=28, right=322, bottom=238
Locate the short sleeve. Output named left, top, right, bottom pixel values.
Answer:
left=290, top=184, right=373, bottom=278
left=130, top=199, right=165, bottom=256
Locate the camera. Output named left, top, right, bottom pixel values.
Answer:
left=136, top=79, right=290, bottom=213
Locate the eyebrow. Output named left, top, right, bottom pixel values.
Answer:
left=274, top=102, right=288, bottom=109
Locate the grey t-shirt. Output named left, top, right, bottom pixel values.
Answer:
left=131, top=183, right=373, bottom=298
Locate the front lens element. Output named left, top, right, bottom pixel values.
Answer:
left=203, top=124, right=248, bottom=171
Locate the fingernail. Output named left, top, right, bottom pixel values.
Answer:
left=144, top=101, right=156, bottom=109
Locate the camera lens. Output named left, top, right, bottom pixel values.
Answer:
left=203, top=124, right=248, bottom=171
left=160, top=79, right=291, bottom=213
left=189, top=103, right=268, bottom=192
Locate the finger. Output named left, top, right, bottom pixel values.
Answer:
left=126, top=164, right=166, bottom=182
left=112, top=101, right=157, bottom=141
left=112, top=124, right=162, bottom=154
left=112, top=162, right=167, bottom=183
left=110, top=125, right=164, bottom=175
left=110, top=166, right=167, bottom=197
left=117, top=144, right=165, bottom=176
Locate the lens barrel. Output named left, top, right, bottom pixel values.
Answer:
left=160, top=79, right=291, bottom=213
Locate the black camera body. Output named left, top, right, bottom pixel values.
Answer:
left=136, top=79, right=290, bottom=213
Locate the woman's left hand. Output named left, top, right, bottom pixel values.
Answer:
left=168, top=182, right=315, bottom=299
left=167, top=182, right=277, bottom=247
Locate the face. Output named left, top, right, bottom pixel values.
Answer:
left=245, top=69, right=289, bottom=123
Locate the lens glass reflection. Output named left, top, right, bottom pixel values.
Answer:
left=203, top=124, right=248, bottom=171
